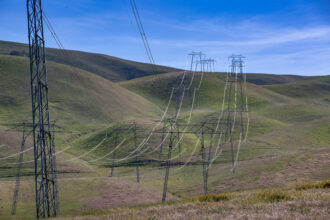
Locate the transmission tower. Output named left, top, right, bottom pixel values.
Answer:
left=188, top=51, right=204, bottom=71
left=27, top=0, right=58, bottom=218
left=224, top=54, right=248, bottom=172
left=173, top=52, right=206, bottom=153
left=162, top=122, right=174, bottom=202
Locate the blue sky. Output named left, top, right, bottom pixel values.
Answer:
left=0, top=0, right=329, bottom=75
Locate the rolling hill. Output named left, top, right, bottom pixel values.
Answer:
left=0, top=42, right=329, bottom=219
left=0, top=40, right=179, bottom=82
left=0, top=54, right=162, bottom=131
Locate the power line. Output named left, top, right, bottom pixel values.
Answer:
left=129, top=0, right=158, bottom=75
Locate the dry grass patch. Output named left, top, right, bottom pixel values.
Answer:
left=255, top=189, right=291, bottom=203
left=189, top=192, right=232, bottom=202
left=295, top=180, right=330, bottom=191
left=54, top=180, right=330, bottom=220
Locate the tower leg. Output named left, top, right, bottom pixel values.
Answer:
left=110, top=129, right=118, bottom=177
left=134, top=124, right=140, bottom=183
left=11, top=124, right=27, bottom=215
left=162, top=125, right=173, bottom=202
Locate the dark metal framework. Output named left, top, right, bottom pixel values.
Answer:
left=110, top=129, right=118, bottom=177
left=157, top=119, right=226, bottom=201
left=133, top=123, right=140, bottom=183
left=162, top=123, right=173, bottom=202
left=7, top=0, right=250, bottom=213
left=109, top=124, right=141, bottom=183
left=188, top=51, right=204, bottom=72
left=11, top=123, right=30, bottom=215
left=27, top=0, right=58, bottom=217
left=225, top=54, right=247, bottom=172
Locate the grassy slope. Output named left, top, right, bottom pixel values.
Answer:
left=0, top=54, right=161, bottom=130
left=0, top=53, right=162, bottom=182
left=116, top=71, right=330, bottom=193
left=264, top=75, right=330, bottom=106
left=55, top=70, right=330, bottom=168
left=120, top=72, right=299, bottom=112
left=54, top=181, right=330, bottom=220
left=120, top=71, right=330, bottom=117
left=0, top=42, right=329, bottom=218
left=54, top=71, right=330, bottom=204
left=0, top=40, right=179, bottom=82
left=245, top=73, right=306, bottom=85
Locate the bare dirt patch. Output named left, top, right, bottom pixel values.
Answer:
left=88, top=177, right=178, bottom=209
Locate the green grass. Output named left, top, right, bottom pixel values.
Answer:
left=245, top=73, right=306, bottom=85
left=1, top=41, right=330, bottom=219
left=0, top=40, right=179, bottom=82
left=0, top=54, right=161, bottom=132
left=264, top=75, right=330, bottom=105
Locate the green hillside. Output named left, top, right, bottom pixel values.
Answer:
left=0, top=40, right=179, bottom=82
left=245, top=73, right=306, bottom=85
left=264, top=75, right=330, bottom=106
left=0, top=42, right=329, bottom=219
left=120, top=71, right=329, bottom=113
left=57, top=180, right=330, bottom=219
left=0, top=54, right=161, bottom=131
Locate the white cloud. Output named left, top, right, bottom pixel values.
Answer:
left=146, top=25, right=330, bottom=48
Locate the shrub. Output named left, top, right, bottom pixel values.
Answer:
left=193, top=193, right=231, bottom=202
left=295, top=180, right=330, bottom=191
left=9, top=50, right=26, bottom=56
left=257, top=189, right=291, bottom=203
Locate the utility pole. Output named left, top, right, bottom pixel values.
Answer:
left=134, top=123, right=140, bottom=183
left=176, top=124, right=181, bottom=153
left=227, top=61, right=235, bottom=171
left=11, top=123, right=28, bottom=215
left=201, top=132, right=207, bottom=195
left=205, top=129, right=214, bottom=194
left=162, top=123, right=173, bottom=202
left=27, top=0, right=58, bottom=217
left=110, top=129, right=118, bottom=177
left=158, top=124, right=165, bottom=166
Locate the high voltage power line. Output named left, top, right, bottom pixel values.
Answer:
left=5, top=52, right=248, bottom=206
left=39, top=1, right=209, bottom=168
left=1, top=0, right=250, bottom=217
left=129, top=0, right=158, bottom=75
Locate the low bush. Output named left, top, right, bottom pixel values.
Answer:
left=295, top=180, right=330, bottom=191
left=191, top=193, right=232, bottom=202
left=256, top=189, right=291, bottom=203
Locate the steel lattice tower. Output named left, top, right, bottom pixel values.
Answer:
left=224, top=54, right=248, bottom=172
left=27, top=0, right=58, bottom=218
